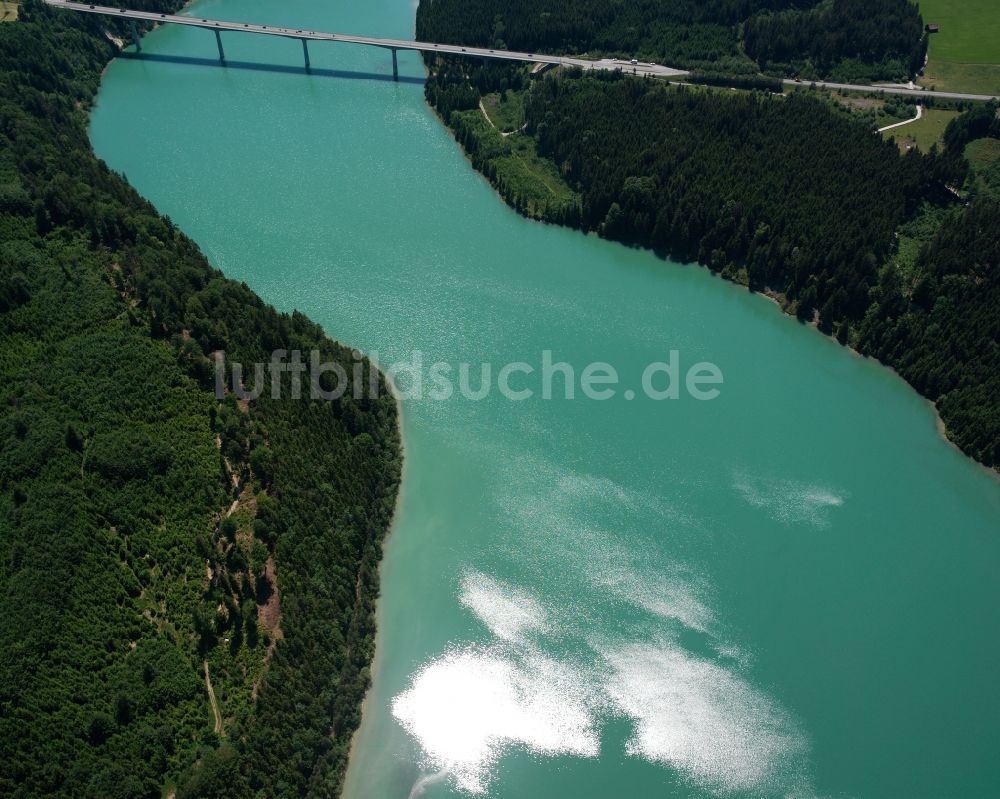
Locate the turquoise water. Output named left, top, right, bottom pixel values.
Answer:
left=90, top=2, right=1000, bottom=796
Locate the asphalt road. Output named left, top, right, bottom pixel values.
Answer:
left=45, top=0, right=999, bottom=102
left=43, top=0, right=689, bottom=78
left=783, top=78, right=999, bottom=103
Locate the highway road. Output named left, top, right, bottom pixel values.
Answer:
left=44, top=0, right=999, bottom=102
left=43, top=0, right=689, bottom=79
left=782, top=78, right=999, bottom=103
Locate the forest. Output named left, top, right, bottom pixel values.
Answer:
left=0, top=2, right=401, bottom=797
left=416, top=0, right=927, bottom=81
left=422, top=56, right=998, bottom=468
left=743, top=0, right=927, bottom=82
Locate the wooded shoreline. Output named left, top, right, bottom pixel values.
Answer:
left=0, top=2, right=402, bottom=796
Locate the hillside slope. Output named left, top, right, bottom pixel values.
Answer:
left=0, top=2, right=401, bottom=797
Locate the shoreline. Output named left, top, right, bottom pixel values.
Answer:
left=341, top=365, right=409, bottom=794
left=754, top=284, right=999, bottom=483
left=95, top=0, right=197, bottom=80
left=84, top=0, right=410, bottom=788
left=427, top=69, right=997, bottom=479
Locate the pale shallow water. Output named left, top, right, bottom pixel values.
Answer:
left=90, top=1, right=1000, bottom=796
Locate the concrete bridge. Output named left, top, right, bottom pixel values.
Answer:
left=43, top=0, right=690, bottom=81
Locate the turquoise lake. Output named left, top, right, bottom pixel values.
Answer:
left=89, top=1, right=1000, bottom=796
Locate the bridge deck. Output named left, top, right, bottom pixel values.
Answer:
left=43, top=0, right=689, bottom=78
left=43, top=0, right=1000, bottom=100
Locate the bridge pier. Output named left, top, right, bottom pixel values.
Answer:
left=214, top=28, right=225, bottom=64
left=391, top=47, right=398, bottom=81
left=301, top=38, right=310, bottom=71
left=128, top=19, right=141, bottom=52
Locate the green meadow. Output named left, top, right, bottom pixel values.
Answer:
left=919, top=0, right=1000, bottom=64
left=921, top=60, right=1000, bottom=95
left=887, top=108, right=960, bottom=151
left=918, top=0, right=1000, bottom=94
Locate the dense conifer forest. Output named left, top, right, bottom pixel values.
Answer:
left=743, top=0, right=927, bottom=81
left=416, top=0, right=927, bottom=82
left=0, top=2, right=401, bottom=796
left=422, top=55, right=998, bottom=468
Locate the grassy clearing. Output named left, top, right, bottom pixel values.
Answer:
left=1, top=2, right=18, bottom=22
left=966, top=136, right=1000, bottom=168
left=887, top=108, right=960, bottom=151
left=965, top=137, right=1000, bottom=197
left=499, top=134, right=578, bottom=207
left=453, top=108, right=578, bottom=217
left=889, top=201, right=951, bottom=285
left=919, top=60, right=1000, bottom=96
left=916, top=0, right=1000, bottom=95
left=835, top=93, right=918, bottom=127
left=891, top=234, right=924, bottom=283
left=918, top=0, right=1000, bottom=64
left=481, top=90, right=525, bottom=133
left=876, top=107, right=914, bottom=128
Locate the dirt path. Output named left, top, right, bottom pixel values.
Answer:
left=203, top=660, right=223, bottom=735
left=478, top=99, right=526, bottom=137
left=878, top=104, right=924, bottom=133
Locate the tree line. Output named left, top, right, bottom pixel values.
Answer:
left=416, top=0, right=927, bottom=81
left=743, top=0, right=927, bottom=82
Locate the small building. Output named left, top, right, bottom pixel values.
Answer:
left=925, top=23, right=940, bottom=33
